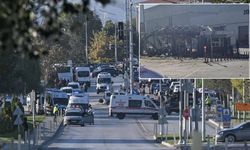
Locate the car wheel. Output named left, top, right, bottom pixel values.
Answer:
left=152, top=113, right=158, bottom=120
left=64, top=124, right=67, bottom=126
left=225, top=134, right=236, bottom=143
left=117, top=113, right=125, bottom=120
left=168, top=112, right=171, bottom=115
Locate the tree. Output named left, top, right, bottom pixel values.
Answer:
left=231, top=79, right=249, bottom=101
left=103, top=20, right=115, bottom=36
left=205, top=79, right=232, bottom=103
left=89, top=29, right=123, bottom=63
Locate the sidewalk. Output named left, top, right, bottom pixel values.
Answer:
left=3, top=116, right=63, bottom=150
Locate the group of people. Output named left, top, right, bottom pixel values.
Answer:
left=56, top=78, right=70, bottom=89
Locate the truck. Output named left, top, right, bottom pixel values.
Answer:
left=109, top=94, right=159, bottom=120
left=54, top=63, right=73, bottom=82
left=75, top=67, right=91, bottom=87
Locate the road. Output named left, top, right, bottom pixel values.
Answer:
left=140, top=53, right=249, bottom=79
left=39, top=76, right=174, bottom=150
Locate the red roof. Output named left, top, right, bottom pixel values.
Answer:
left=138, top=0, right=211, bottom=3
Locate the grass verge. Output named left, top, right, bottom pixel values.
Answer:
left=0, top=115, right=46, bottom=145
left=157, top=134, right=214, bottom=145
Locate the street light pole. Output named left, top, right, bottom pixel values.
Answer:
left=129, top=0, right=134, bottom=93
left=85, top=15, right=88, bottom=64
left=115, top=23, right=117, bottom=63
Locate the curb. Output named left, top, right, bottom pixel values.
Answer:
left=33, top=119, right=63, bottom=150
left=208, top=119, right=224, bottom=130
left=153, top=135, right=176, bottom=148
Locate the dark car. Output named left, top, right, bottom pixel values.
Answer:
left=214, top=121, right=250, bottom=143
left=91, top=68, right=118, bottom=77
left=102, top=68, right=119, bottom=77
left=165, top=101, right=179, bottom=115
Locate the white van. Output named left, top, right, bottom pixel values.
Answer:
left=44, top=90, right=69, bottom=115
left=109, top=94, right=159, bottom=120
left=68, top=94, right=89, bottom=110
left=96, top=72, right=113, bottom=94
left=75, top=67, right=91, bottom=87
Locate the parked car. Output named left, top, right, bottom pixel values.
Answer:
left=214, top=121, right=250, bottom=143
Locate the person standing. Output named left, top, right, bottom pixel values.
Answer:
left=236, top=39, right=240, bottom=54
left=22, top=117, right=28, bottom=143
left=53, top=104, right=58, bottom=122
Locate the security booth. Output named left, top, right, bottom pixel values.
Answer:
left=198, top=30, right=235, bottom=57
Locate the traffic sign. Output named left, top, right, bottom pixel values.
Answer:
left=215, top=113, right=222, bottom=122
left=236, top=103, right=250, bottom=111
left=184, top=108, right=189, bottom=120
left=132, top=89, right=138, bottom=95
left=216, top=105, right=223, bottom=112
left=223, top=121, right=231, bottom=128
left=222, top=107, right=231, bottom=121
left=13, top=106, right=23, bottom=116
left=14, top=116, right=23, bottom=125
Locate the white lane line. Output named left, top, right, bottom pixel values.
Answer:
left=182, top=69, right=199, bottom=78
left=137, top=118, right=148, bottom=133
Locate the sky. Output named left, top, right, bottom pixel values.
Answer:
left=71, top=0, right=148, bottom=25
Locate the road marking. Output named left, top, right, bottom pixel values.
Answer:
left=136, top=118, right=148, bottom=133
left=182, top=69, right=199, bottom=78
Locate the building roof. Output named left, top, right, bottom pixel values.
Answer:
left=138, top=0, right=212, bottom=4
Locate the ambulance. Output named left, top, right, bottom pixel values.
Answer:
left=108, top=94, right=159, bottom=120
left=44, top=90, right=69, bottom=115
left=96, top=72, right=113, bottom=94
left=67, top=93, right=89, bottom=110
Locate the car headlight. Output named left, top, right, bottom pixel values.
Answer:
left=218, top=132, right=223, bottom=135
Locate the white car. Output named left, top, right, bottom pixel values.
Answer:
left=67, top=82, right=81, bottom=91
left=60, top=87, right=73, bottom=98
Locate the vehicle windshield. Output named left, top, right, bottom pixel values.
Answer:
left=78, top=71, right=89, bottom=77
left=53, top=98, right=68, bottom=106
left=65, top=112, right=82, bottom=116
left=68, top=85, right=78, bottom=89
left=62, top=89, right=73, bottom=94
left=98, top=78, right=111, bottom=84
left=57, top=67, right=71, bottom=73
left=234, top=122, right=245, bottom=129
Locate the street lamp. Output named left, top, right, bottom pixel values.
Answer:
left=99, top=10, right=118, bottom=63
left=85, top=15, right=89, bottom=64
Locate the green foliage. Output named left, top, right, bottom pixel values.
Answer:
left=231, top=79, right=249, bottom=100
left=89, top=29, right=124, bottom=63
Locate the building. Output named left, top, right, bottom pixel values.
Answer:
left=137, top=3, right=249, bottom=56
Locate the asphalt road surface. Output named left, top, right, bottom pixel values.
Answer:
left=140, top=57, right=249, bottom=79
left=40, top=76, right=175, bottom=150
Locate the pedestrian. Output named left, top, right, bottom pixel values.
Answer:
left=22, top=117, right=28, bottom=143
left=236, top=39, right=239, bottom=54
left=83, top=83, right=88, bottom=92
left=53, top=104, right=58, bottom=122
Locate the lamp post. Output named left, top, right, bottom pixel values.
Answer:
left=99, top=10, right=118, bottom=63
left=85, top=15, right=88, bottom=64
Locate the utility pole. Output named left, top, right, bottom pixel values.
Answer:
left=202, top=79, right=206, bottom=141
left=85, top=15, right=88, bottom=64
left=129, top=0, right=134, bottom=93
left=193, top=79, right=198, bottom=131
left=115, top=23, right=117, bottom=63
left=178, top=79, right=183, bottom=144
left=243, top=79, right=246, bottom=122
